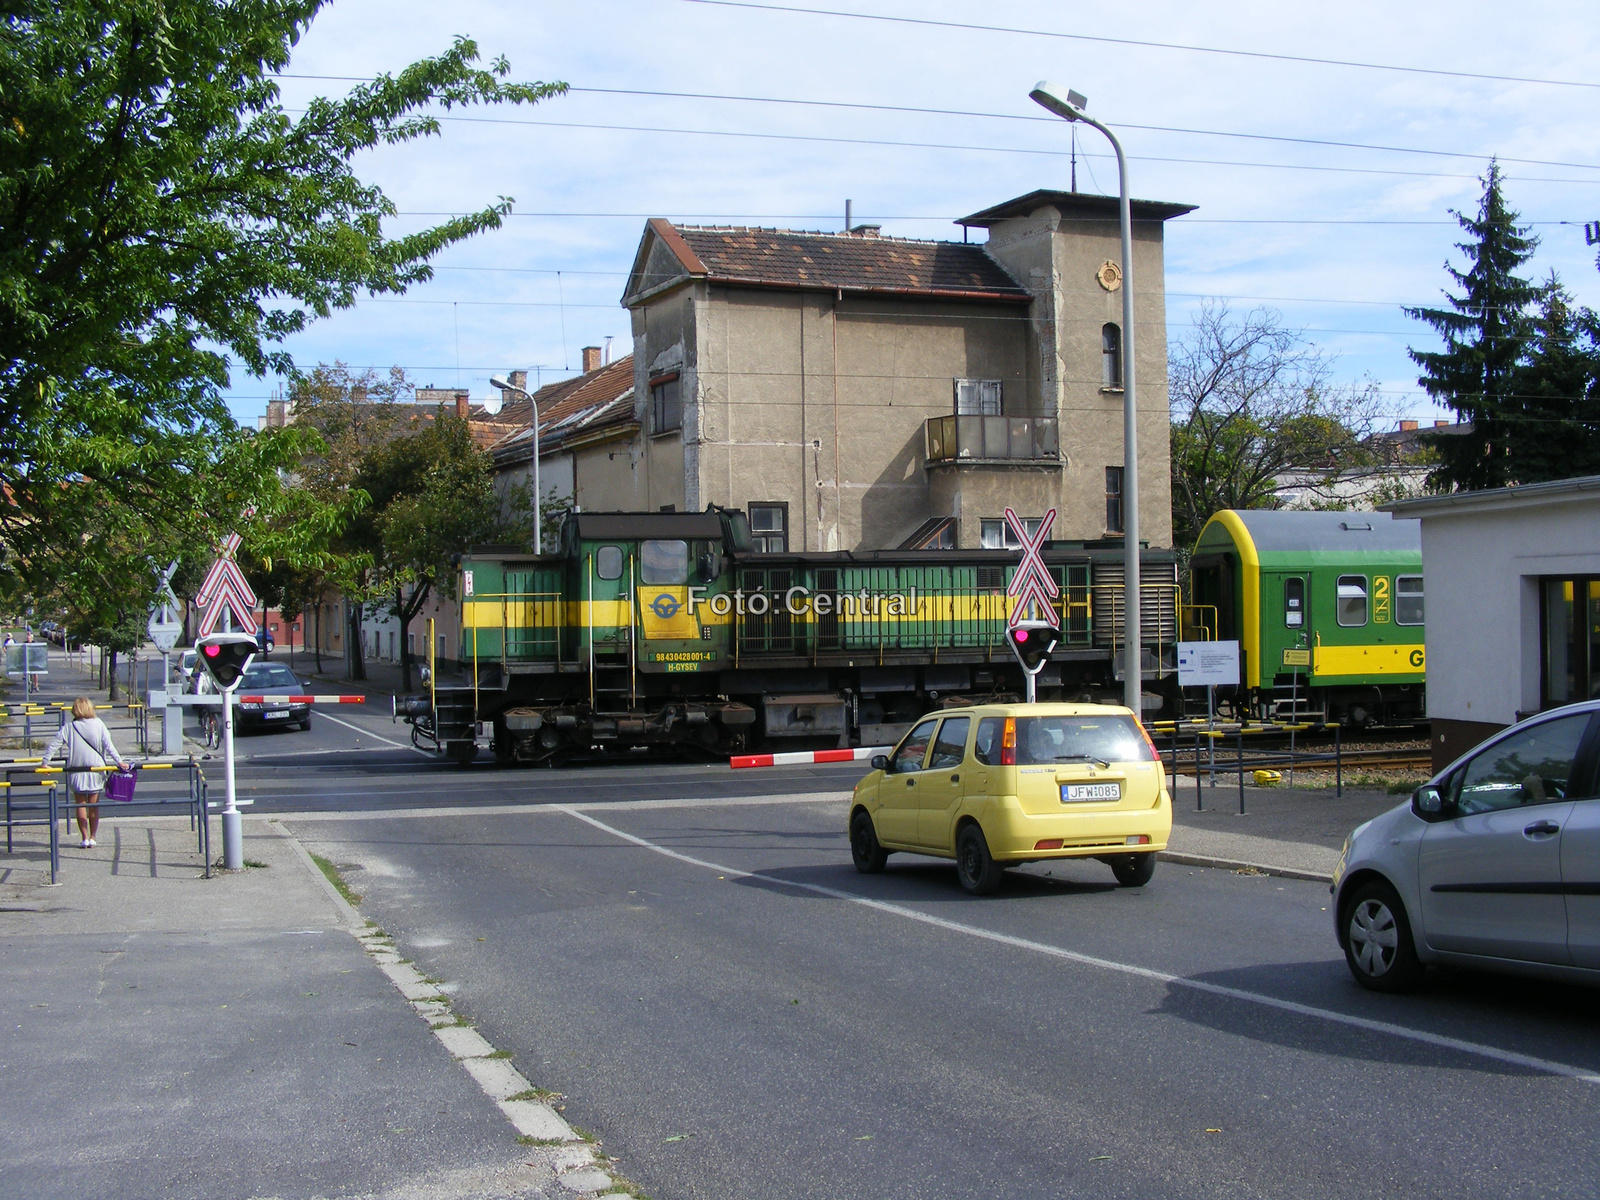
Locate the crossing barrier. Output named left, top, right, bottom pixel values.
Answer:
left=730, top=746, right=892, bottom=769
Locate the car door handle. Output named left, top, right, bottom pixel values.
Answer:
left=949, top=774, right=960, bottom=783
left=1524, top=820, right=1561, bottom=837
left=905, top=778, right=916, bottom=787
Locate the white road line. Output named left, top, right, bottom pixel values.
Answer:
left=559, top=806, right=1600, bottom=1089
left=313, top=708, right=433, bottom=758
left=275, top=791, right=852, bottom=821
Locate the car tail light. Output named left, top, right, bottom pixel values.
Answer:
left=1125, top=834, right=1150, bottom=845
left=1136, top=719, right=1160, bottom=762
left=1000, top=717, right=1016, bottom=766
left=1034, top=838, right=1064, bottom=850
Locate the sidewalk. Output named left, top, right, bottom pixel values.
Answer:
left=0, top=816, right=573, bottom=1200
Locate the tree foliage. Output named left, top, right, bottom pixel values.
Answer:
left=0, top=1, right=565, bottom=601
left=1169, top=302, right=1383, bottom=551
left=1406, top=162, right=1600, bottom=490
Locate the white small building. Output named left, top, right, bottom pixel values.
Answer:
left=1384, top=475, right=1600, bottom=771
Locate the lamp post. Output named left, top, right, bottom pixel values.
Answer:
left=1029, top=82, right=1142, bottom=715
left=491, top=376, right=541, bottom=552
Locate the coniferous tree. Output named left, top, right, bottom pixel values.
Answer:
left=1508, top=279, right=1600, bottom=482
left=1406, top=162, right=1542, bottom=491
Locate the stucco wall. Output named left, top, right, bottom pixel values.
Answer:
left=1405, top=491, right=1600, bottom=728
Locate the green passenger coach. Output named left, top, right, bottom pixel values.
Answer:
left=1188, top=509, right=1425, bottom=725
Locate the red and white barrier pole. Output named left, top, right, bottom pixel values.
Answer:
left=235, top=695, right=365, bottom=704
left=730, top=746, right=892, bottom=770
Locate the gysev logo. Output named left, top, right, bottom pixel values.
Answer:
left=649, top=593, right=683, bottom=619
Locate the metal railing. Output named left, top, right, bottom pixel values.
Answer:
left=925, top=414, right=1060, bottom=464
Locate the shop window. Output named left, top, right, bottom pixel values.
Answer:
left=1337, top=576, right=1369, bottom=626
left=1395, top=575, right=1424, bottom=625
left=748, top=504, right=788, bottom=553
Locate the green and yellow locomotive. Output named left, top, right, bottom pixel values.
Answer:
left=1188, top=509, right=1425, bottom=725
left=408, top=509, right=1183, bottom=763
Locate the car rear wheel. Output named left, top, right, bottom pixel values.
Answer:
left=849, top=811, right=889, bottom=874
left=1343, top=880, right=1423, bottom=992
left=1109, top=853, right=1156, bottom=887
left=955, top=824, right=1003, bottom=896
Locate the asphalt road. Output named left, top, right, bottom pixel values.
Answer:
left=288, top=795, right=1600, bottom=1200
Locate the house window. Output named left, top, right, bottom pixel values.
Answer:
left=979, top=517, right=1042, bottom=550
left=1105, top=466, right=1124, bottom=533
left=748, top=504, right=788, bottom=553
left=1102, top=324, right=1123, bottom=389
left=650, top=374, right=681, bottom=435
left=954, top=378, right=1003, bottom=415
left=408, top=631, right=415, bottom=655
left=1337, top=576, right=1369, bottom=626
left=1542, top=577, right=1600, bottom=707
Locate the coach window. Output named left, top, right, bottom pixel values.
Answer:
left=1395, top=575, right=1424, bottom=625
left=640, top=539, right=688, bottom=584
left=1284, top=577, right=1305, bottom=628
left=1337, top=575, right=1369, bottom=626
left=596, top=545, right=623, bottom=580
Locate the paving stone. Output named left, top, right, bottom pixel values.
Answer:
left=461, top=1056, right=533, bottom=1100
left=433, top=1024, right=496, bottom=1058
left=556, top=1168, right=614, bottom=1194
left=501, top=1099, right=578, bottom=1142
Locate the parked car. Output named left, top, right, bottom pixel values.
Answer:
left=256, top=625, right=275, bottom=656
left=1333, top=699, right=1600, bottom=991
left=194, top=661, right=310, bottom=732
left=848, top=703, right=1171, bottom=895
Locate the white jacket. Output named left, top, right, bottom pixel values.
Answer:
left=44, top=717, right=125, bottom=795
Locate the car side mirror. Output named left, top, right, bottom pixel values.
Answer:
left=871, top=754, right=890, bottom=772
left=1414, top=786, right=1444, bottom=816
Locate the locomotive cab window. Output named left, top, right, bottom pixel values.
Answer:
left=1284, top=577, right=1305, bottom=628
left=640, top=539, right=689, bottom=584
left=1336, top=575, right=1369, bottom=626
left=596, top=545, right=624, bottom=581
left=1395, top=575, right=1424, bottom=625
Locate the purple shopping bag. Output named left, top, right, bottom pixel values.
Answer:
left=105, top=768, right=137, bottom=802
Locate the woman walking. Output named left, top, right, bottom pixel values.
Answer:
left=44, top=697, right=129, bottom=848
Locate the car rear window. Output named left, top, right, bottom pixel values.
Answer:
left=243, top=664, right=298, bottom=688
left=1015, top=715, right=1152, bottom=765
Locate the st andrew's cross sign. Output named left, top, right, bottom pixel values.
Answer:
left=1004, top=507, right=1058, bottom=628
left=195, top=531, right=258, bottom=638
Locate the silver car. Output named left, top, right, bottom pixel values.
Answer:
left=1332, top=700, right=1600, bottom=991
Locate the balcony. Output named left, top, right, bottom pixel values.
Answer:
left=925, top=414, right=1060, bottom=466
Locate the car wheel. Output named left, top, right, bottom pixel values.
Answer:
left=1343, top=880, right=1423, bottom=993
left=1109, top=853, right=1156, bottom=887
left=299, top=720, right=312, bottom=731
left=955, top=824, right=1003, bottom=896
left=849, top=811, right=889, bottom=874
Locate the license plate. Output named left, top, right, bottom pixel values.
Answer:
left=1062, top=782, right=1120, bottom=802
left=264, top=710, right=290, bottom=720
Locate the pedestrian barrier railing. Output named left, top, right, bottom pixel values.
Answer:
left=1, top=759, right=212, bottom=883
left=1145, top=719, right=1351, bottom=815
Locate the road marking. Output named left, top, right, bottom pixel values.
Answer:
left=276, top=791, right=852, bottom=821
left=559, top=806, right=1600, bottom=1088
left=313, top=708, right=433, bottom=758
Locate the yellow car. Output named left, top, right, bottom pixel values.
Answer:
left=848, top=703, right=1171, bottom=895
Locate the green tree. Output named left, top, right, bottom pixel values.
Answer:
left=1169, top=302, right=1383, bottom=551
left=0, top=2, right=565, bottom=601
left=362, top=415, right=534, bottom=690
left=1405, top=162, right=1543, bottom=491
left=1503, top=279, right=1600, bottom=483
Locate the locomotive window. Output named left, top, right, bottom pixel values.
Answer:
left=1395, top=575, right=1424, bottom=625
left=1336, top=575, right=1369, bottom=626
left=640, top=539, right=689, bottom=584
left=596, top=545, right=624, bottom=580
left=1284, top=577, right=1305, bottom=628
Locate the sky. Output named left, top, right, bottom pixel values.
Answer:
left=235, top=0, right=1600, bottom=430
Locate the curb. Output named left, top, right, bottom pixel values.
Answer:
left=277, top=824, right=629, bottom=1196
left=1158, top=849, right=1333, bottom=884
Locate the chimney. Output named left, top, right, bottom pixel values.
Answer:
left=455, top=389, right=469, bottom=420
left=1399, top=420, right=1418, bottom=432
left=1434, top=420, right=1449, bottom=428
left=581, top=346, right=602, bottom=374
left=501, top=370, right=528, bottom=406
left=509, top=370, right=526, bottom=391
left=849, top=224, right=882, bottom=238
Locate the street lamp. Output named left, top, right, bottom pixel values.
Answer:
left=491, top=375, right=541, bottom=552
left=1029, top=82, right=1143, bottom=714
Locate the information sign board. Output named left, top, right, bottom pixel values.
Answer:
left=4, top=643, right=48, bottom=677
left=1177, top=640, right=1240, bottom=688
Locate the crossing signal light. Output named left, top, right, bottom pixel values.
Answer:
left=197, top=632, right=257, bottom=690
left=1008, top=621, right=1060, bottom=674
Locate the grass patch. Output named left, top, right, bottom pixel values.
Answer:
left=484, top=1049, right=513, bottom=1060
left=515, top=1135, right=567, bottom=1147
left=507, top=1087, right=562, bottom=1103
left=569, top=1125, right=599, bottom=1144
left=309, top=853, right=362, bottom=905
left=243, top=859, right=268, bottom=869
